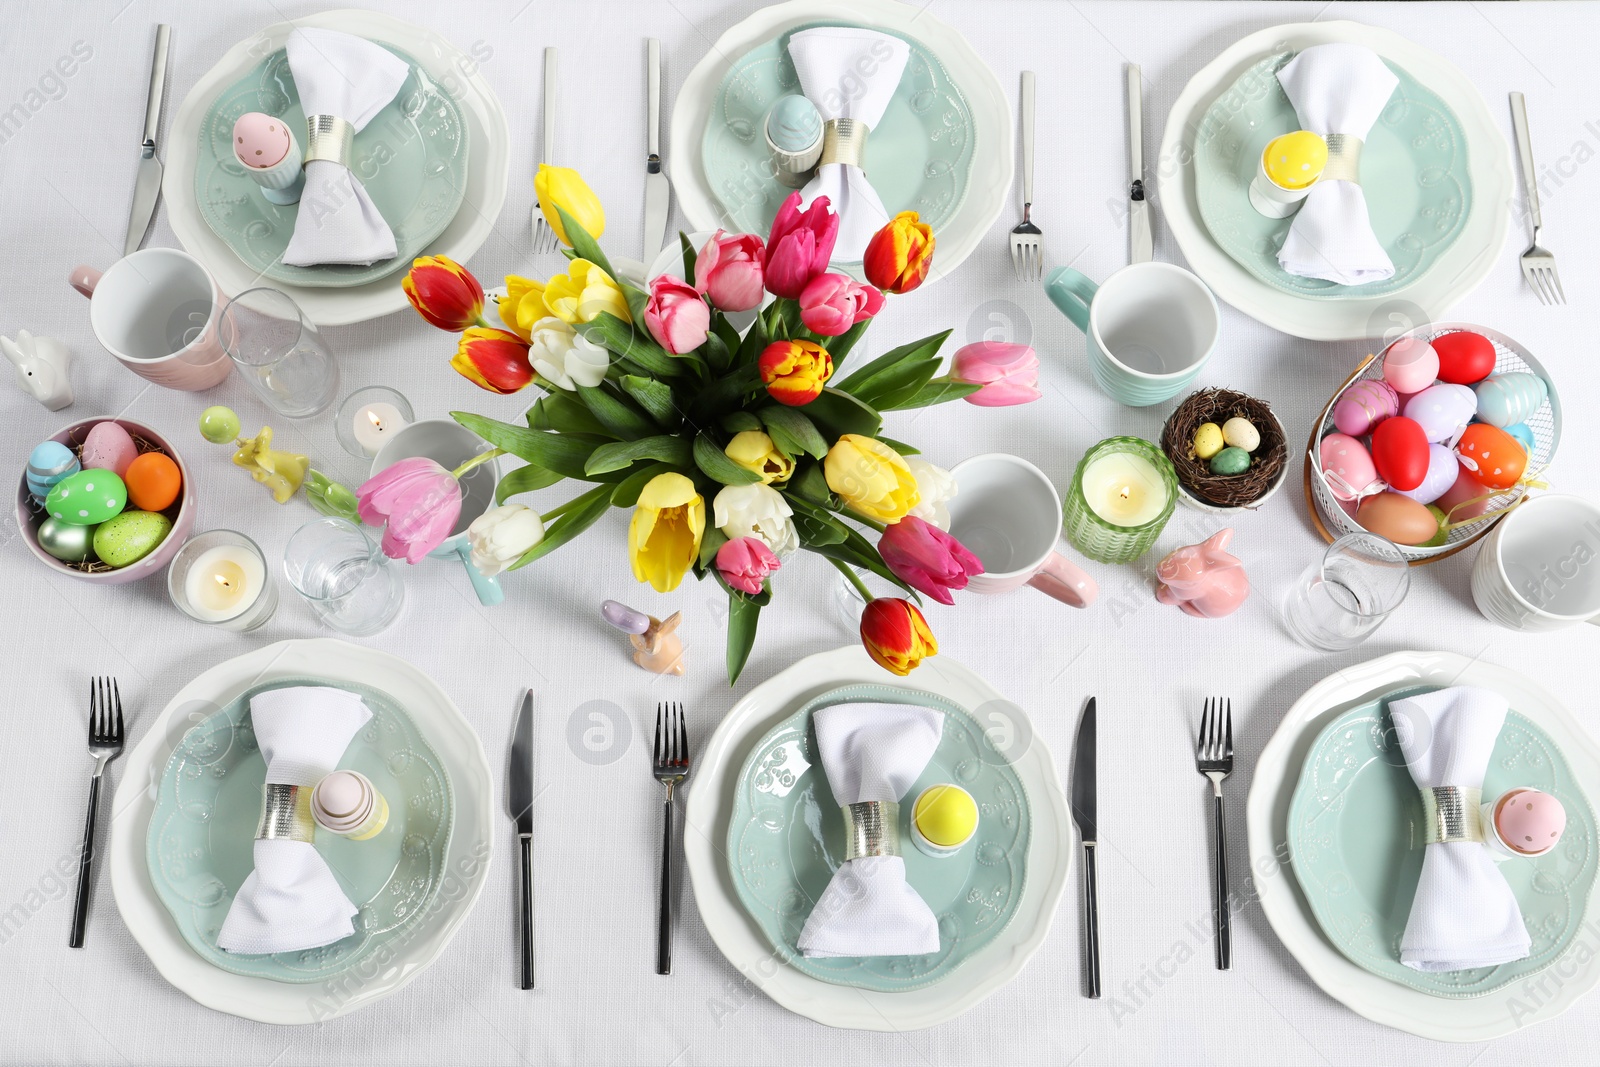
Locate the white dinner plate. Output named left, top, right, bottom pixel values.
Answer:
left=109, top=639, right=494, bottom=1024
left=1247, top=650, right=1600, bottom=1041
left=683, top=645, right=1070, bottom=1030
left=164, top=9, right=509, bottom=326
left=1159, top=22, right=1511, bottom=341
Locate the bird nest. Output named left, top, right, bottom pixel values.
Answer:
left=1160, top=388, right=1287, bottom=509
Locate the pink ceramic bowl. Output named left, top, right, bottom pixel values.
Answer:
left=16, top=417, right=196, bottom=583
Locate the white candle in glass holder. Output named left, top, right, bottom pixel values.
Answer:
left=352, top=402, right=408, bottom=457
left=183, top=544, right=266, bottom=622
left=1080, top=451, right=1169, bottom=527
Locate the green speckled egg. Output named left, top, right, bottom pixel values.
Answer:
left=1209, top=446, right=1251, bottom=476
left=92, top=510, right=172, bottom=568
left=44, top=470, right=127, bottom=526
left=38, top=517, right=98, bottom=562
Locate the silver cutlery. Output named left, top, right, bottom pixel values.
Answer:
left=124, top=25, right=171, bottom=256
left=531, top=47, right=560, bottom=256
left=1008, top=70, right=1042, bottom=281
left=508, top=689, right=536, bottom=989
left=653, top=701, right=690, bottom=975
left=1510, top=92, right=1565, bottom=305
left=643, top=38, right=671, bottom=265
left=1194, top=696, right=1234, bottom=970
left=1127, top=64, right=1152, bottom=264
left=1069, top=697, right=1099, bottom=998
left=70, top=678, right=124, bottom=947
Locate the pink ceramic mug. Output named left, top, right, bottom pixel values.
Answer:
left=69, top=248, right=232, bottom=391
left=947, top=453, right=1098, bottom=608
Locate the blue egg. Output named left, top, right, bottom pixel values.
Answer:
left=1505, top=422, right=1536, bottom=455
left=26, top=441, right=79, bottom=501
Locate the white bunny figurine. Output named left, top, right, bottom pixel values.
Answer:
left=2, top=330, right=73, bottom=410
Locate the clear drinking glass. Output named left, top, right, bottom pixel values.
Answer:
left=1282, top=532, right=1411, bottom=651
left=283, top=517, right=404, bottom=636
left=220, top=287, right=340, bottom=418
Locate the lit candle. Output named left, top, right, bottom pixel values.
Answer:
left=183, top=545, right=266, bottom=622
left=1080, top=451, right=1170, bottom=526
left=1062, top=437, right=1178, bottom=564
left=352, top=402, right=407, bottom=457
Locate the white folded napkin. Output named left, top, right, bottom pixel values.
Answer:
left=280, top=28, right=408, bottom=267
left=796, top=702, right=942, bottom=958
left=790, top=27, right=911, bottom=262
left=1275, top=44, right=1399, bottom=286
left=1392, top=686, right=1532, bottom=972
left=216, top=686, right=372, bottom=955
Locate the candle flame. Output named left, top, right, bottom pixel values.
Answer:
left=1119, top=485, right=1131, bottom=501
left=214, top=573, right=233, bottom=591
left=367, top=410, right=384, bottom=431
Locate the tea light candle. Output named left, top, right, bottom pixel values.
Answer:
left=336, top=387, right=415, bottom=458
left=1081, top=451, right=1170, bottom=527
left=167, top=530, right=278, bottom=631
left=1063, top=437, right=1178, bottom=564
left=353, top=402, right=406, bottom=456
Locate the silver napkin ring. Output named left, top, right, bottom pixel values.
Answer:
left=1322, top=133, right=1363, bottom=184
left=819, top=118, right=870, bottom=170
left=841, top=800, right=900, bottom=860
left=1421, top=785, right=1484, bottom=845
left=256, top=783, right=316, bottom=843
left=304, top=114, right=356, bottom=169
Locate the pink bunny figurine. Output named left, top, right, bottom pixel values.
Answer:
left=1154, top=529, right=1250, bottom=619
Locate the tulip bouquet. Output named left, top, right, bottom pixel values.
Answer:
left=386, top=165, right=1039, bottom=682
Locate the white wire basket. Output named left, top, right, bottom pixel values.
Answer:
left=1304, top=322, right=1562, bottom=565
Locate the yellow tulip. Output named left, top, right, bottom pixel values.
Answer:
left=824, top=434, right=920, bottom=523
left=534, top=164, right=606, bottom=246
left=725, top=430, right=795, bottom=485
left=628, top=473, right=705, bottom=592
left=497, top=274, right=547, bottom=341
left=543, top=259, right=631, bottom=326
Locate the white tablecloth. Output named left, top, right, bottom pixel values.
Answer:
left=1, top=1, right=1597, bottom=1063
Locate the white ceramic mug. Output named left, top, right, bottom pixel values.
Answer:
left=1472, top=494, right=1600, bottom=632
left=947, top=454, right=1098, bottom=608
left=69, top=249, right=232, bottom=391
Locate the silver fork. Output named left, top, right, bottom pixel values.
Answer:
left=1194, top=697, right=1233, bottom=970
left=653, top=701, right=690, bottom=975
left=531, top=47, right=561, bottom=256
left=1510, top=93, right=1565, bottom=305
left=1009, top=70, right=1042, bottom=281
left=70, top=678, right=124, bottom=947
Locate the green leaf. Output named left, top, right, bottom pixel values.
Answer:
left=529, top=391, right=611, bottom=437
left=495, top=463, right=567, bottom=504
left=584, top=434, right=692, bottom=476
left=701, top=329, right=732, bottom=376
left=508, top=484, right=614, bottom=569
left=618, top=375, right=683, bottom=428
left=736, top=308, right=770, bottom=366
left=579, top=314, right=684, bottom=379
left=875, top=436, right=921, bottom=457
left=790, top=500, right=848, bottom=546
left=679, top=231, right=698, bottom=282
left=453, top=412, right=609, bottom=481
left=788, top=462, right=837, bottom=508
left=833, top=330, right=950, bottom=397
left=721, top=410, right=763, bottom=434
left=823, top=319, right=871, bottom=371
left=576, top=384, right=656, bottom=439
left=758, top=405, right=829, bottom=460
left=884, top=378, right=985, bottom=410
left=687, top=363, right=761, bottom=424
left=553, top=205, right=615, bottom=279
left=713, top=316, right=741, bottom=364
left=851, top=357, right=941, bottom=410
left=803, top=538, right=915, bottom=598
left=698, top=526, right=729, bottom=570
left=725, top=590, right=762, bottom=685
left=801, top=387, right=883, bottom=440
left=693, top=433, right=763, bottom=486
left=610, top=461, right=674, bottom=508
left=622, top=282, right=650, bottom=326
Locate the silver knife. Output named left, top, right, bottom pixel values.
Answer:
left=1070, top=698, right=1100, bottom=999
left=509, top=689, right=536, bottom=989
left=1127, top=64, right=1152, bottom=265
left=643, top=38, right=671, bottom=265
left=125, top=25, right=171, bottom=257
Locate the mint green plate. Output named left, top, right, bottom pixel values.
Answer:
left=194, top=43, right=468, bottom=288
left=727, top=683, right=1029, bottom=991
left=1194, top=52, right=1470, bottom=299
left=702, top=23, right=975, bottom=264
left=1288, top=686, right=1596, bottom=997
left=147, top=678, right=453, bottom=983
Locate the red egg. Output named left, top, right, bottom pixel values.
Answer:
left=1432, top=330, right=1496, bottom=385
left=1457, top=423, right=1527, bottom=490
left=1370, top=416, right=1430, bottom=492
left=1434, top=466, right=1492, bottom=521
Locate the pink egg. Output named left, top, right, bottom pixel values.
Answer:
left=1333, top=379, right=1400, bottom=437
left=1394, top=444, right=1460, bottom=505
left=1319, top=432, right=1381, bottom=501
left=1494, top=789, right=1566, bottom=856
left=1402, top=383, right=1477, bottom=444
left=1433, top=466, right=1492, bottom=522
left=1383, top=337, right=1440, bottom=395
left=80, top=421, right=139, bottom=477
left=233, top=112, right=292, bottom=169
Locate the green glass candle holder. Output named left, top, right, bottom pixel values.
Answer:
left=1063, top=437, right=1178, bottom=564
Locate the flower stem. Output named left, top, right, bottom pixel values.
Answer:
left=451, top=448, right=506, bottom=479
left=846, top=511, right=887, bottom=533
left=829, top=557, right=876, bottom=603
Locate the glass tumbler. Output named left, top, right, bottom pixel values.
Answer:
left=1282, top=532, right=1411, bottom=652
left=220, top=287, right=340, bottom=418
left=283, top=517, right=404, bottom=636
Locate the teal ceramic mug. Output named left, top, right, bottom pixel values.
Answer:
left=1045, top=262, right=1220, bottom=407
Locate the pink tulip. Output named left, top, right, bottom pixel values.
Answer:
left=878, top=516, right=984, bottom=605
left=951, top=341, right=1041, bottom=407
left=694, top=231, right=766, bottom=312
left=715, top=536, right=780, bottom=595
left=798, top=273, right=884, bottom=336
left=765, top=191, right=838, bottom=299
left=643, top=274, right=711, bottom=354
left=356, top=457, right=462, bottom=564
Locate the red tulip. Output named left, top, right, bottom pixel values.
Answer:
left=759, top=339, right=832, bottom=406
left=451, top=327, right=535, bottom=394
left=860, top=597, right=938, bottom=676
left=403, top=255, right=487, bottom=331
left=878, top=516, right=984, bottom=605
left=765, top=191, right=838, bottom=299
left=862, top=211, right=934, bottom=294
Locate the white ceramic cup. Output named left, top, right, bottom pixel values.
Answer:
left=69, top=249, right=232, bottom=391
left=947, top=454, right=1097, bottom=608
left=1472, top=494, right=1600, bottom=632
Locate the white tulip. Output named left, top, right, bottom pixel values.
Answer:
left=526, top=316, right=611, bottom=391
left=905, top=458, right=957, bottom=530
left=467, top=503, right=545, bottom=577
left=713, top=483, right=797, bottom=557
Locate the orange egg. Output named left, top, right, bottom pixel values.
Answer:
left=124, top=451, right=182, bottom=511
left=1456, top=424, right=1527, bottom=490
left=1357, top=491, right=1440, bottom=546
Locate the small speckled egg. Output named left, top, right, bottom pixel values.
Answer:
left=124, top=451, right=182, bottom=512
left=1382, top=337, right=1440, bottom=396
left=1504, top=422, right=1537, bottom=455
left=81, top=421, right=139, bottom=476
left=1394, top=444, right=1461, bottom=506
left=45, top=469, right=126, bottom=526
left=199, top=405, right=241, bottom=444
left=1474, top=372, right=1548, bottom=428
left=1261, top=131, right=1328, bottom=190
left=1402, top=383, right=1477, bottom=444
left=25, top=441, right=79, bottom=501
left=1357, top=491, right=1440, bottom=546
left=1209, top=446, right=1251, bottom=476
left=1192, top=422, right=1225, bottom=460
left=37, top=516, right=97, bottom=562
left=233, top=112, right=292, bottom=169
left=1333, top=379, right=1399, bottom=437
left=1221, top=417, right=1261, bottom=453
left=1318, top=433, right=1380, bottom=501
left=92, top=510, right=171, bottom=568
left=1494, top=789, right=1566, bottom=856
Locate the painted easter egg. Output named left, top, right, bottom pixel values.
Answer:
left=1432, top=330, right=1496, bottom=385
left=25, top=441, right=79, bottom=501
left=92, top=510, right=171, bottom=568
left=1474, top=372, right=1548, bottom=428
left=1434, top=466, right=1493, bottom=522
left=1358, top=492, right=1440, bottom=546
left=1332, top=379, right=1399, bottom=437
left=124, top=452, right=182, bottom=512
left=1402, top=383, right=1476, bottom=444
left=1457, top=423, right=1527, bottom=490
left=1221, top=417, right=1261, bottom=453
left=1504, top=422, right=1536, bottom=454
left=37, top=516, right=97, bottom=562
left=1192, top=422, right=1224, bottom=460
left=199, top=405, right=241, bottom=444
left=1494, top=789, right=1567, bottom=856
left=1371, top=416, right=1430, bottom=492
left=1394, top=444, right=1461, bottom=505
left=1319, top=433, right=1381, bottom=501
left=1209, top=446, right=1251, bottom=475
left=80, top=421, right=139, bottom=477
left=232, top=112, right=292, bottom=169
left=1422, top=506, right=1451, bottom=548
left=1383, top=337, right=1440, bottom=395
left=44, top=470, right=126, bottom=526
